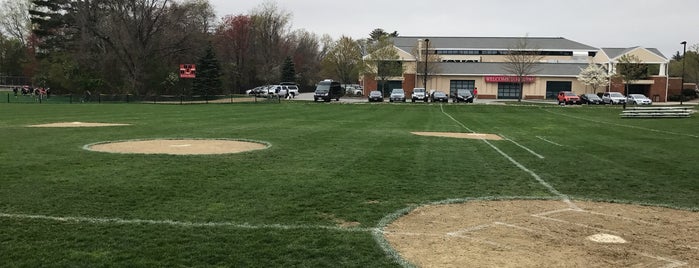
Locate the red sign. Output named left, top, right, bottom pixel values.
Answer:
left=179, top=64, right=196, bottom=79
left=484, top=76, right=535, bottom=83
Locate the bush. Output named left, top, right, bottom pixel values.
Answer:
left=668, top=95, right=682, bottom=101
left=682, top=89, right=697, bottom=98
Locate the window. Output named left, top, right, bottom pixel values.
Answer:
left=450, top=80, right=475, bottom=95
left=497, top=83, right=521, bottom=99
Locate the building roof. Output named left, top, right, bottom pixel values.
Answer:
left=600, top=47, right=667, bottom=60
left=436, top=62, right=588, bottom=77
left=393, top=36, right=598, bottom=52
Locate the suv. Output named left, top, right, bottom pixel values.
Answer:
left=557, top=91, right=581, bottom=105
left=314, top=80, right=343, bottom=102
left=411, top=88, right=428, bottom=102
left=389, top=88, right=406, bottom=102
left=280, top=82, right=299, bottom=98
left=602, top=92, right=626, bottom=105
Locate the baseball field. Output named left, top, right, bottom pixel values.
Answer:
left=1, top=101, right=697, bottom=267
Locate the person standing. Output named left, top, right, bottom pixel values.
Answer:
left=473, top=87, right=478, bottom=100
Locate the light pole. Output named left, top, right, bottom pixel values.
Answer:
left=423, top=39, right=429, bottom=88
left=680, top=41, right=687, bottom=105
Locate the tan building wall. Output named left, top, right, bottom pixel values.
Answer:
left=421, top=76, right=586, bottom=99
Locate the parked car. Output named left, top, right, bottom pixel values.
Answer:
left=557, top=91, right=581, bottom=105
left=579, top=93, right=604, bottom=105
left=314, top=80, right=343, bottom=102
left=430, top=91, right=449, bottom=102
left=368, top=90, right=383, bottom=102
left=627, top=94, right=652, bottom=105
left=411, top=88, right=428, bottom=102
left=452, top=89, right=474, bottom=103
left=344, top=85, right=363, bottom=96
left=280, top=82, right=299, bottom=98
left=602, top=92, right=626, bottom=105
left=389, top=88, right=406, bottom=102
left=267, top=85, right=287, bottom=98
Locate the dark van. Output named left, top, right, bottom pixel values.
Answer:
left=313, top=80, right=343, bottom=102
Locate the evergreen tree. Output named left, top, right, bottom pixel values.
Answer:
left=29, top=0, right=76, bottom=55
left=280, top=56, right=296, bottom=82
left=194, top=44, right=222, bottom=96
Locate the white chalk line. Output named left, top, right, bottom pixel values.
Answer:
left=540, top=107, right=699, bottom=138
left=500, top=134, right=546, bottom=159
left=439, top=104, right=577, bottom=210
left=440, top=104, right=476, bottom=133
left=0, top=212, right=375, bottom=233
left=445, top=209, right=689, bottom=268
left=536, top=136, right=564, bottom=147
left=483, top=140, right=580, bottom=211
left=639, top=253, right=688, bottom=268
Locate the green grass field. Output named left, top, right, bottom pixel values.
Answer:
left=1, top=101, right=697, bottom=267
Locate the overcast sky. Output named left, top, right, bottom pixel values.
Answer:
left=208, top=0, right=698, bottom=58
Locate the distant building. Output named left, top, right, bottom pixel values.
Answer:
left=361, top=36, right=672, bottom=101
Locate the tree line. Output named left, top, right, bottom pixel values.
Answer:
left=3, top=0, right=695, bottom=96
left=0, top=0, right=399, bottom=95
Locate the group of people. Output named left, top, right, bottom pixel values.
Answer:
left=12, top=86, right=51, bottom=100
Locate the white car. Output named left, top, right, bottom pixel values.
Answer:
left=411, top=88, right=428, bottom=102
left=627, top=94, right=652, bottom=105
left=602, top=92, right=626, bottom=105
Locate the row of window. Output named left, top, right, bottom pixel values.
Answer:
left=449, top=80, right=520, bottom=99
left=442, top=60, right=479, bottom=63
left=435, top=50, right=577, bottom=56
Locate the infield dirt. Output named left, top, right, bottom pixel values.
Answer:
left=384, top=200, right=698, bottom=267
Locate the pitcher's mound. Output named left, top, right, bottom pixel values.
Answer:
left=412, top=132, right=502, bottom=140
left=384, top=200, right=698, bottom=267
left=85, top=139, right=269, bottom=155
left=30, top=122, right=130, bottom=127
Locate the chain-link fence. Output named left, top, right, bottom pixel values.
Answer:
left=2, top=93, right=282, bottom=104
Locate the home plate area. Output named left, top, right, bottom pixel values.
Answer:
left=384, top=200, right=698, bottom=267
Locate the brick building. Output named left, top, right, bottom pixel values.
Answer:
left=361, top=36, right=673, bottom=102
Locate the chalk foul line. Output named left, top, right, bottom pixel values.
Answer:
left=439, top=105, right=577, bottom=210
left=536, top=136, right=564, bottom=147
left=500, top=134, right=545, bottom=159
left=0, top=212, right=375, bottom=233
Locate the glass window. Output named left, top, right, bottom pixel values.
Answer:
left=497, top=83, right=521, bottom=99
left=450, top=80, right=475, bottom=95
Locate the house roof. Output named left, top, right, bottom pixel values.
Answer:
left=393, top=36, right=598, bottom=52
left=436, top=62, right=588, bottom=77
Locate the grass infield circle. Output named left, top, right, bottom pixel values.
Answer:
left=383, top=200, right=699, bottom=267
left=84, top=139, right=270, bottom=155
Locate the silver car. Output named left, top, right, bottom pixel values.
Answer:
left=627, top=94, right=652, bottom=105
left=602, top=92, right=626, bottom=104
left=389, top=88, right=406, bottom=102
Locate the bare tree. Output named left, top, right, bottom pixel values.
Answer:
left=412, top=39, right=441, bottom=88
left=616, top=54, right=647, bottom=109
left=287, top=29, right=321, bottom=89
left=249, top=0, right=292, bottom=84
left=502, top=36, right=543, bottom=101
left=0, top=0, right=31, bottom=45
left=74, top=0, right=214, bottom=94
left=363, top=36, right=402, bottom=95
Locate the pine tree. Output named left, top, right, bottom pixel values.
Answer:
left=280, top=56, right=296, bottom=83
left=194, top=44, right=222, bottom=96
left=29, top=0, right=76, bottom=55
